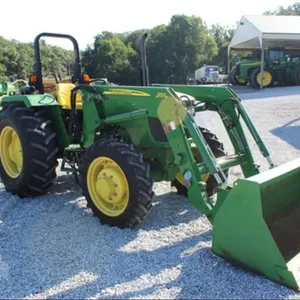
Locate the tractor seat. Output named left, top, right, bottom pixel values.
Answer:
left=56, top=83, right=82, bottom=110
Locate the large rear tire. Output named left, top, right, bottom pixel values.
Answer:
left=80, top=138, right=154, bottom=228
left=171, top=127, right=228, bottom=197
left=250, top=67, right=274, bottom=89
left=0, top=104, right=59, bottom=197
left=292, top=65, right=300, bottom=85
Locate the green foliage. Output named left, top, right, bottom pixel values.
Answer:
left=4, top=5, right=298, bottom=85
left=164, top=15, right=218, bottom=83
left=82, top=14, right=219, bottom=84
left=210, top=24, right=235, bottom=72
left=0, top=36, right=73, bottom=82
left=82, top=32, right=138, bottom=85
left=264, top=2, right=300, bottom=15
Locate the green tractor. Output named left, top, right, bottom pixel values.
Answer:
left=0, top=82, right=14, bottom=97
left=230, top=48, right=300, bottom=89
left=0, top=80, right=28, bottom=98
left=229, top=51, right=261, bottom=86
left=1, top=32, right=300, bottom=290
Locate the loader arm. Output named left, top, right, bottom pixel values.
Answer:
left=77, top=85, right=263, bottom=219
left=153, top=84, right=274, bottom=172
left=75, top=84, right=300, bottom=290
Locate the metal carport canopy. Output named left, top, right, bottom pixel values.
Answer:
left=228, top=15, right=300, bottom=88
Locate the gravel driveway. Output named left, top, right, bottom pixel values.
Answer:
left=1, top=86, right=300, bottom=299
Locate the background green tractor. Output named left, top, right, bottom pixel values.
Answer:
left=2, top=32, right=300, bottom=290
left=229, top=52, right=262, bottom=86
left=230, top=48, right=300, bottom=89
left=0, top=80, right=28, bottom=98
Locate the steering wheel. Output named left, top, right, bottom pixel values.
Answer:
left=87, top=78, right=109, bottom=85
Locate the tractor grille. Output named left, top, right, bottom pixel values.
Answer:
left=148, top=117, right=167, bottom=142
left=211, top=72, right=219, bottom=80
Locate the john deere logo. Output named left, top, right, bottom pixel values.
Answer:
left=103, top=89, right=151, bottom=97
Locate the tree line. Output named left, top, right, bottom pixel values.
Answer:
left=0, top=38, right=74, bottom=82
left=0, top=2, right=298, bottom=84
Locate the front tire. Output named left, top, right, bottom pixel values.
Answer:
left=232, top=69, right=247, bottom=86
left=80, top=138, right=154, bottom=228
left=229, top=69, right=238, bottom=85
left=0, top=104, right=59, bottom=197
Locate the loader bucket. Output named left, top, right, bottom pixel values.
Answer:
left=212, top=158, right=300, bottom=290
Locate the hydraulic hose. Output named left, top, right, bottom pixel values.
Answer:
left=70, top=84, right=102, bottom=140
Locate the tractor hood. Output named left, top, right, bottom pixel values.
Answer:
left=175, top=92, right=195, bottom=101
left=236, top=59, right=260, bottom=66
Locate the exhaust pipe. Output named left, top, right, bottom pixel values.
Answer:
left=140, top=33, right=150, bottom=86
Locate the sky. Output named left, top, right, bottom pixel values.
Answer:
left=0, top=0, right=292, bottom=50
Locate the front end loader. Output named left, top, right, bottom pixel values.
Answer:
left=1, top=32, right=300, bottom=290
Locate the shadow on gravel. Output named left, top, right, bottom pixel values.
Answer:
left=0, top=175, right=298, bottom=300
left=51, top=174, right=81, bottom=195
left=35, top=231, right=215, bottom=300
left=0, top=184, right=206, bottom=299
left=270, top=117, right=300, bottom=150
left=142, top=191, right=206, bottom=231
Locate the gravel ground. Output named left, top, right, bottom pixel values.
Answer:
left=1, top=86, right=300, bottom=299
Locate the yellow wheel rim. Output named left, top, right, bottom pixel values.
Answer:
left=0, top=126, right=23, bottom=178
left=87, top=156, right=129, bottom=217
left=175, top=143, right=209, bottom=187
left=237, top=77, right=246, bottom=84
left=176, top=172, right=210, bottom=186
left=256, top=71, right=272, bottom=86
